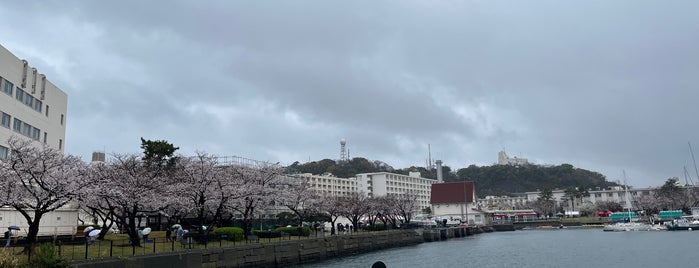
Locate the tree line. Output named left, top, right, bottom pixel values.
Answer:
left=0, top=136, right=420, bottom=255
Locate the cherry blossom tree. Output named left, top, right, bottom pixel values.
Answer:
left=318, top=193, right=344, bottom=235
left=88, top=154, right=174, bottom=247
left=77, top=191, right=119, bottom=240
left=173, top=152, right=222, bottom=229
left=229, top=164, right=284, bottom=238
left=340, top=192, right=371, bottom=232
left=392, top=193, right=420, bottom=225
left=278, top=177, right=321, bottom=226
left=0, top=136, right=87, bottom=252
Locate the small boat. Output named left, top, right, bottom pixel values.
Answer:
left=603, top=172, right=651, bottom=232
left=665, top=217, right=699, bottom=231
left=603, top=221, right=651, bottom=232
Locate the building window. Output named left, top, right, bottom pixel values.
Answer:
left=45, top=105, right=49, bottom=117
left=16, top=88, right=24, bottom=102
left=58, top=139, right=62, bottom=150
left=60, top=114, right=64, bottom=125
left=43, top=132, right=47, bottom=144
left=1, top=112, right=9, bottom=128
left=32, top=127, right=40, bottom=141
left=22, top=122, right=31, bottom=136
left=24, top=94, right=34, bottom=107
left=34, top=99, right=42, bottom=112
left=0, top=145, right=7, bottom=159
left=3, top=79, right=12, bottom=95
left=13, top=118, right=21, bottom=132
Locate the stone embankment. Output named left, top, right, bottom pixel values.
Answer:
left=72, top=226, right=495, bottom=268
left=72, top=230, right=423, bottom=268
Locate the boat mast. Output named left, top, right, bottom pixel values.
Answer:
left=689, top=142, right=699, bottom=186
left=623, top=170, right=632, bottom=219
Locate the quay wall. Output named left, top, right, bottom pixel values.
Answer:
left=72, top=230, right=423, bottom=268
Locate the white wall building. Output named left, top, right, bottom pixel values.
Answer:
left=0, top=208, right=78, bottom=236
left=0, top=44, right=67, bottom=158
left=497, top=151, right=529, bottom=166
left=294, top=173, right=357, bottom=197
left=355, top=172, right=436, bottom=210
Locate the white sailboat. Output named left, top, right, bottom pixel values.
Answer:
left=603, top=172, right=651, bottom=232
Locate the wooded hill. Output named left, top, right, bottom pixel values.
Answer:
left=285, top=158, right=618, bottom=197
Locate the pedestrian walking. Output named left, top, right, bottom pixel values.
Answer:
left=4, top=228, right=11, bottom=248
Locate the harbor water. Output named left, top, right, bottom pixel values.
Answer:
left=299, top=228, right=696, bottom=268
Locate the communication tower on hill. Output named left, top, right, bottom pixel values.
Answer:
left=340, top=139, right=348, bottom=163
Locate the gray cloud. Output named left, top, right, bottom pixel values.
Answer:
left=2, top=0, right=699, bottom=188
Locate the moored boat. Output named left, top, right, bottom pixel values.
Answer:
left=665, top=217, right=699, bottom=231
left=603, top=221, right=651, bottom=232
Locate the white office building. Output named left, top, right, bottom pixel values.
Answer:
left=355, top=172, right=436, bottom=210
left=0, top=44, right=67, bottom=158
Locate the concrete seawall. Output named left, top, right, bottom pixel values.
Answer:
left=72, top=230, right=423, bottom=268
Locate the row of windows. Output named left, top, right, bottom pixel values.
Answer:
left=1, top=77, right=48, bottom=116
left=2, top=110, right=43, bottom=142
left=13, top=117, right=42, bottom=141
left=16, top=88, right=43, bottom=113
left=1, top=111, right=62, bottom=151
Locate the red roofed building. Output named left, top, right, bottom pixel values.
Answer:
left=431, top=181, right=486, bottom=225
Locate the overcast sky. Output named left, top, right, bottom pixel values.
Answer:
left=2, top=1, right=698, bottom=188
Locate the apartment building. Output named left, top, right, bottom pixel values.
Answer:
left=355, top=172, right=436, bottom=210
left=294, top=173, right=358, bottom=197
left=0, top=44, right=67, bottom=157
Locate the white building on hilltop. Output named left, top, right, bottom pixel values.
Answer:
left=0, top=44, right=67, bottom=158
left=497, top=151, right=529, bottom=166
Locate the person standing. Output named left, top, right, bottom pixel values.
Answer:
left=166, top=228, right=172, bottom=242
left=4, top=228, right=11, bottom=248
left=176, top=226, right=184, bottom=241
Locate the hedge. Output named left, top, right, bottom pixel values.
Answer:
left=273, top=226, right=311, bottom=236
left=212, top=227, right=244, bottom=241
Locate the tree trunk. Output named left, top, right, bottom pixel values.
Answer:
left=24, top=213, right=43, bottom=255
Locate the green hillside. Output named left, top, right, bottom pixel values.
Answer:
left=285, top=159, right=617, bottom=196
left=452, top=164, right=618, bottom=196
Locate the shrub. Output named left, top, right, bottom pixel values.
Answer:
left=0, top=249, right=21, bottom=268
left=273, top=226, right=311, bottom=236
left=212, top=227, right=244, bottom=241
left=27, top=243, right=70, bottom=268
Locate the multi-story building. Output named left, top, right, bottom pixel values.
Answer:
left=294, top=173, right=357, bottom=197
left=0, top=44, right=67, bottom=157
left=355, top=172, right=436, bottom=210
left=478, top=195, right=529, bottom=210
left=525, top=186, right=657, bottom=209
